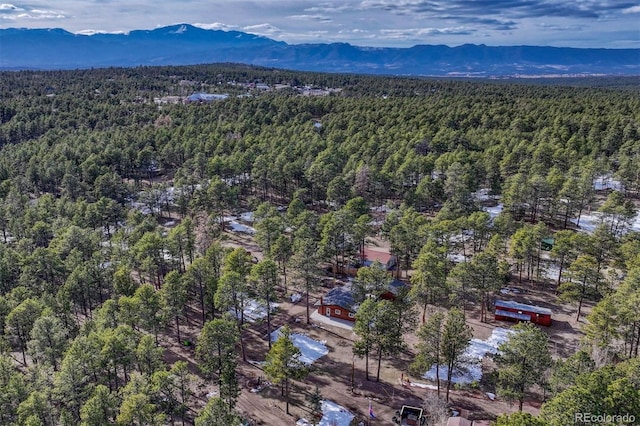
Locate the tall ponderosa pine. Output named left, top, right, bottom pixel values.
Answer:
left=496, top=322, right=552, bottom=411
left=250, top=259, right=278, bottom=348
left=161, top=270, right=188, bottom=343
left=410, top=241, right=447, bottom=323
left=559, top=254, right=603, bottom=321
left=441, top=308, right=472, bottom=401
left=290, top=236, right=321, bottom=324
left=27, top=314, right=68, bottom=371
left=79, top=385, right=117, bottom=426
left=195, top=397, right=241, bottom=426
left=264, top=325, right=307, bottom=415
left=196, top=320, right=237, bottom=378
left=411, top=311, right=445, bottom=395
left=214, top=271, right=247, bottom=361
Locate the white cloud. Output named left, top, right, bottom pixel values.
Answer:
left=288, top=14, right=332, bottom=22
left=0, top=3, right=23, bottom=11
left=0, top=0, right=637, bottom=49
left=243, top=23, right=282, bottom=35
left=75, top=29, right=126, bottom=35
left=380, top=26, right=474, bottom=38
left=304, top=4, right=352, bottom=13
left=20, top=10, right=65, bottom=19
left=537, top=23, right=584, bottom=31
left=3, top=6, right=65, bottom=20
left=278, top=29, right=331, bottom=40
left=194, top=22, right=238, bottom=31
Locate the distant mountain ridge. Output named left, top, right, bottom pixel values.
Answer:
left=1, top=24, right=638, bottom=76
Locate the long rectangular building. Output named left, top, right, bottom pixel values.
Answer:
left=494, top=299, right=552, bottom=326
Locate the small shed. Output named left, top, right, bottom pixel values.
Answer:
left=380, top=279, right=409, bottom=301
left=541, top=238, right=555, bottom=251
left=494, top=300, right=552, bottom=326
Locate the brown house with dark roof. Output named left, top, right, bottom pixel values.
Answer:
left=316, top=285, right=358, bottom=321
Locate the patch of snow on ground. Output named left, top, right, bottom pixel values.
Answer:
left=423, top=328, right=516, bottom=385
left=451, top=233, right=471, bottom=243
left=447, top=253, right=467, bottom=263
left=240, top=211, right=254, bottom=223
left=310, top=311, right=355, bottom=331
left=130, top=201, right=157, bottom=216
left=594, top=175, right=623, bottom=191
left=228, top=221, right=256, bottom=235
left=473, top=188, right=492, bottom=202
left=409, top=381, right=438, bottom=390
left=232, top=299, right=278, bottom=323
left=569, top=213, right=601, bottom=234
left=544, top=263, right=561, bottom=281
left=271, top=327, right=329, bottom=365
left=483, top=204, right=503, bottom=220
left=484, top=327, right=516, bottom=351
left=290, top=293, right=302, bottom=303
left=370, top=205, right=393, bottom=213
left=318, top=400, right=355, bottom=426
left=570, top=211, right=640, bottom=235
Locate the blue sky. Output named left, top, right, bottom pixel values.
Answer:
left=1, top=1, right=639, bottom=48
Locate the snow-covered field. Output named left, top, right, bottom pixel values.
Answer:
left=423, top=327, right=516, bottom=385
left=270, top=327, right=329, bottom=365
left=231, top=299, right=278, bottom=323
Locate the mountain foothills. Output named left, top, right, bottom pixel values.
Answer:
left=1, top=24, right=639, bottom=76
left=0, top=64, right=639, bottom=425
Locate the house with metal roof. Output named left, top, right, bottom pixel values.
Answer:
left=494, top=299, right=552, bottom=326
left=316, top=285, right=359, bottom=321
left=317, top=278, right=410, bottom=322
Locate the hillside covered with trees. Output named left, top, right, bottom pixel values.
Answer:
left=0, top=65, right=639, bottom=425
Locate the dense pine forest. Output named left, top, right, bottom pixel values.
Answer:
left=0, top=65, right=639, bottom=426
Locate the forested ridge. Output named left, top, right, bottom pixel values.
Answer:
left=0, top=64, right=639, bottom=425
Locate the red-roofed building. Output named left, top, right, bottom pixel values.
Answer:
left=494, top=300, right=552, bottom=326
left=361, top=247, right=396, bottom=271
left=333, top=246, right=397, bottom=277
